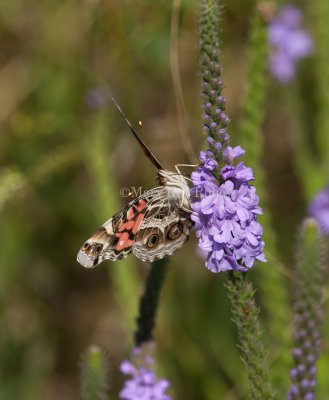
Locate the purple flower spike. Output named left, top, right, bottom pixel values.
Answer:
left=194, top=0, right=266, bottom=273
left=268, top=5, right=313, bottom=83
left=191, top=145, right=266, bottom=273
left=309, top=186, right=329, bottom=234
left=119, top=344, right=172, bottom=400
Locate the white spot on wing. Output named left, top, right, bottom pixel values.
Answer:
left=77, top=250, right=95, bottom=268
left=102, top=219, right=114, bottom=235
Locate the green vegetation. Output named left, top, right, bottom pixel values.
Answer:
left=0, top=1, right=327, bottom=399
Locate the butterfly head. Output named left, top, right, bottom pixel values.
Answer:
left=157, top=169, right=185, bottom=185
left=77, top=227, right=109, bottom=268
left=158, top=169, right=190, bottom=206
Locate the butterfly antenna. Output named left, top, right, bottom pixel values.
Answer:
left=111, top=98, right=164, bottom=171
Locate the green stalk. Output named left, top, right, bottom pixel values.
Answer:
left=80, top=345, right=110, bottom=400
left=239, top=4, right=291, bottom=393
left=313, top=0, right=329, bottom=175
left=226, top=272, right=274, bottom=400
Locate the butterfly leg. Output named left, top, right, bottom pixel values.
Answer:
left=174, top=164, right=199, bottom=182
left=174, top=163, right=199, bottom=174
left=180, top=205, right=197, bottom=215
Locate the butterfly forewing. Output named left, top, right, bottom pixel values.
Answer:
left=77, top=191, right=154, bottom=268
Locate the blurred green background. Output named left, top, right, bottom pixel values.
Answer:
left=0, top=0, right=326, bottom=399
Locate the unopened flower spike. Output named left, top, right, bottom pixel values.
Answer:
left=268, top=5, right=313, bottom=84
left=119, top=343, right=172, bottom=400
left=191, top=147, right=266, bottom=273
left=288, top=219, right=325, bottom=400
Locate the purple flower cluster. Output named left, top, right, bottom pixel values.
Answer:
left=191, top=146, right=266, bottom=273
left=119, top=346, right=171, bottom=400
left=268, top=5, right=313, bottom=83
left=309, top=186, right=329, bottom=234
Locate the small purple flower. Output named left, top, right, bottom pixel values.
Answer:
left=309, top=186, right=329, bottom=234
left=119, top=344, right=172, bottom=400
left=191, top=145, right=266, bottom=273
left=85, top=87, right=108, bottom=109
left=199, top=151, right=218, bottom=171
left=222, top=146, right=246, bottom=162
left=268, top=5, right=313, bottom=83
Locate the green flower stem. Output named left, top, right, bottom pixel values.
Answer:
left=288, top=91, right=321, bottom=202
left=294, top=0, right=329, bottom=200
left=314, top=0, right=329, bottom=175
left=239, top=6, right=268, bottom=170
left=80, top=345, right=110, bottom=400
left=239, top=5, right=291, bottom=394
left=226, top=272, right=274, bottom=400
left=134, top=258, right=168, bottom=347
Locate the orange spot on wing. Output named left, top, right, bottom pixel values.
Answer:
left=132, top=213, right=145, bottom=235
left=118, top=220, right=135, bottom=232
left=115, top=200, right=148, bottom=248
left=125, top=220, right=135, bottom=230
left=127, top=207, right=135, bottom=220
left=134, top=199, right=147, bottom=212
left=116, top=232, right=133, bottom=251
left=118, top=222, right=128, bottom=232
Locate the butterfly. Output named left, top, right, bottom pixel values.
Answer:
left=77, top=100, right=194, bottom=268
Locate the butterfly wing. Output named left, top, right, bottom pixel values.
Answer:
left=77, top=188, right=166, bottom=268
left=77, top=186, right=193, bottom=267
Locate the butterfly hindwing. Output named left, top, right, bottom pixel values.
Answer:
left=131, top=189, right=192, bottom=261
left=132, top=213, right=192, bottom=262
